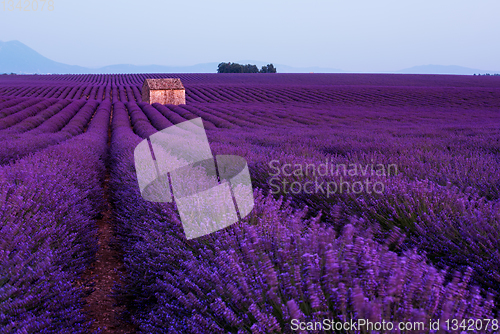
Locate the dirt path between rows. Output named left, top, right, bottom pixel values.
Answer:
left=82, top=106, right=135, bottom=333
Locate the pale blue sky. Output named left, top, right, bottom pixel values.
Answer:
left=0, top=0, right=499, bottom=71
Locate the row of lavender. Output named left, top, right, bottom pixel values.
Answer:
left=131, top=97, right=500, bottom=290
left=0, top=98, right=102, bottom=165
left=5, top=94, right=498, bottom=138
left=1, top=84, right=499, bottom=109
left=110, top=101, right=500, bottom=332
left=1, top=94, right=497, bottom=277
left=2, top=73, right=500, bottom=88
left=0, top=84, right=142, bottom=102
left=0, top=95, right=346, bottom=167
left=206, top=124, right=500, bottom=290
left=0, top=102, right=110, bottom=333
left=1, top=95, right=497, bottom=200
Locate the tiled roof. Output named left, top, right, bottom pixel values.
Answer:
left=143, top=78, right=184, bottom=90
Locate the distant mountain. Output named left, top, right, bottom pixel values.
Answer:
left=0, top=40, right=345, bottom=74
left=0, top=40, right=218, bottom=74
left=1, top=40, right=498, bottom=75
left=0, top=40, right=221, bottom=74
left=0, top=40, right=89, bottom=74
left=395, top=64, right=499, bottom=75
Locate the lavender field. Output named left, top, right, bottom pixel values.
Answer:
left=1, top=73, right=499, bottom=333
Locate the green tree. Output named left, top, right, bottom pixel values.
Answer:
left=259, top=63, right=277, bottom=73
left=218, top=62, right=276, bottom=73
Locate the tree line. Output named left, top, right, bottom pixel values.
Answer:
left=473, top=73, right=499, bottom=76
left=217, top=62, right=277, bottom=73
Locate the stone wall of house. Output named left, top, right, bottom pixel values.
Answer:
left=147, top=89, right=185, bottom=105
left=142, top=89, right=186, bottom=105
left=141, top=85, right=150, bottom=103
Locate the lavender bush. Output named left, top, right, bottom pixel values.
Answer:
left=0, top=101, right=110, bottom=333
left=206, top=124, right=500, bottom=292
left=0, top=100, right=70, bottom=135
left=0, top=98, right=45, bottom=118
left=0, top=101, right=101, bottom=165
left=0, top=99, right=57, bottom=130
left=109, top=101, right=498, bottom=333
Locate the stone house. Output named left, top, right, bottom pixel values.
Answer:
left=142, top=78, right=186, bottom=105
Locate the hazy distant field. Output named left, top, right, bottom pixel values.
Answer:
left=1, top=73, right=499, bottom=333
